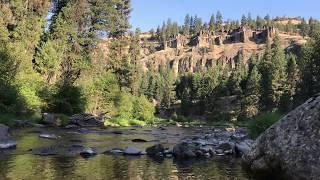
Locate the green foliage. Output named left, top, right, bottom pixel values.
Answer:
left=48, top=84, right=86, bottom=115
left=248, top=112, right=282, bottom=138
left=241, top=62, right=261, bottom=119
left=298, top=32, right=320, bottom=103
left=104, top=118, right=146, bottom=127
left=116, top=92, right=135, bottom=119
left=133, top=96, right=155, bottom=123
left=80, top=70, right=119, bottom=116
left=116, top=93, right=155, bottom=122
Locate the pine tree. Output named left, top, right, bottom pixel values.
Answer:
left=242, top=65, right=261, bottom=118
left=209, top=14, right=216, bottom=31
left=300, top=18, right=309, bottom=37
left=216, top=11, right=223, bottom=30
left=227, top=70, right=242, bottom=96
left=280, top=53, right=298, bottom=113
left=298, top=32, right=320, bottom=103
left=241, top=15, right=247, bottom=27
left=270, top=34, right=287, bottom=110
left=194, top=16, right=203, bottom=34
left=259, top=39, right=273, bottom=111
left=183, top=14, right=191, bottom=36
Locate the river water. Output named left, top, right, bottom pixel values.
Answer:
left=0, top=126, right=250, bottom=180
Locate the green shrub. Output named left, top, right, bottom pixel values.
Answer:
left=248, top=112, right=282, bottom=138
left=116, top=93, right=135, bottom=119
left=104, top=118, right=146, bottom=127
left=133, top=96, right=155, bottom=123
left=48, top=84, right=86, bottom=115
left=0, top=114, right=16, bottom=127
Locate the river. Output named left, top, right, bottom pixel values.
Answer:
left=0, top=126, right=250, bottom=179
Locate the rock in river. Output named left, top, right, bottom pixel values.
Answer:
left=124, top=147, right=142, bottom=155
left=146, top=144, right=165, bottom=157
left=131, top=138, right=148, bottom=143
left=243, top=94, right=320, bottom=179
left=0, top=124, right=16, bottom=149
left=39, top=133, right=59, bottom=140
left=80, top=147, right=97, bottom=158
left=109, top=148, right=124, bottom=155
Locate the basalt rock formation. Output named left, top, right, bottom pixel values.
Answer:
left=243, top=94, right=320, bottom=180
left=137, top=26, right=306, bottom=74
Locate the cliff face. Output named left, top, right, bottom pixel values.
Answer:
left=99, top=27, right=306, bottom=74
left=138, top=27, right=306, bottom=74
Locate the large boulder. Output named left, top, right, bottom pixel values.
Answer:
left=0, top=124, right=17, bottom=149
left=70, top=113, right=103, bottom=127
left=42, top=113, right=63, bottom=127
left=146, top=144, right=165, bottom=157
left=243, top=94, right=320, bottom=179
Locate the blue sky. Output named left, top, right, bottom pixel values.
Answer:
left=130, top=0, right=320, bottom=31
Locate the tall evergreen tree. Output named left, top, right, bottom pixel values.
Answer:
left=242, top=64, right=261, bottom=118
left=209, top=14, right=216, bottom=31
left=194, top=16, right=203, bottom=34
left=241, top=14, right=247, bottom=27
left=216, top=11, right=223, bottom=30
left=280, top=53, right=298, bottom=113
left=183, top=14, right=191, bottom=36
left=298, top=32, right=320, bottom=103
left=270, top=34, right=287, bottom=110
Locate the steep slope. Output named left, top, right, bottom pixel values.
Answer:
left=140, top=32, right=306, bottom=74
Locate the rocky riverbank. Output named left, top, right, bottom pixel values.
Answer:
left=0, top=114, right=253, bottom=163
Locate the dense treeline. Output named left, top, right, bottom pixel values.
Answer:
left=151, top=12, right=320, bottom=42
left=1, top=1, right=320, bottom=125
left=0, top=0, right=155, bottom=125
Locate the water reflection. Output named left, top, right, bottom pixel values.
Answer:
left=0, top=128, right=250, bottom=179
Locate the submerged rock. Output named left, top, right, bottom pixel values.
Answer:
left=32, top=146, right=60, bottom=156
left=80, top=147, right=97, bottom=158
left=243, top=94, right=320, bottom=179
left=131, top=138, right=148, bottom=143
left=124, top=147, right=142, bottom=155
left=33, top=145, right=89, bottom=157
left=109, top=148, right=124, bottom=155
left=0, top=124, right=16, bottom=149
left=39, top=133, right=59, bottom=139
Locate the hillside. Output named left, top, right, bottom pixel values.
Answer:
left=137, top=27, right=306, bottom=74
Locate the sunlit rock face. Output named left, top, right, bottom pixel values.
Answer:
left=243, top=94, right=320, bottom=179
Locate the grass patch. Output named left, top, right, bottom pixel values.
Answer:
left=104, top=118, right=147, bottom=127
left=248, top=112, right=282, bottom=138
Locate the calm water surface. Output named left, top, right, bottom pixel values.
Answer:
left=0, top=126, right=251, bottom=180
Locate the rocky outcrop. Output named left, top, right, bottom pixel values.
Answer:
left=243, top=94, right=320, bottom=179
left=140, top=30, right=305, bottom=75
left=42, top=113, right=63, bottom=127
left=0, top=124, right=16, bottom=149
left=70, top=113, right=104, bottom=127
left=172, top=128, right=253, bottom=159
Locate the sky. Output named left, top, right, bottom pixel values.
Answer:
left=130, top=0, right=320, bottom=32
